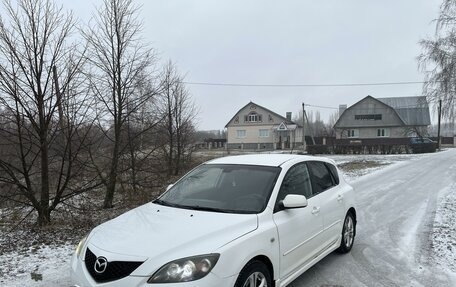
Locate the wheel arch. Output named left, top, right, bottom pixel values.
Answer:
left=347, top=207, right=357, bottom=236
left=245, top=255, right=276, bottom=287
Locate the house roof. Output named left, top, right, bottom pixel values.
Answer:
left=334, top=95, right=431, bottom=128
left=225, top=101, right=297, bottom=128
left=376, top=96, right=431, bottom=126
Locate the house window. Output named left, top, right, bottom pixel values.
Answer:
left=347, top=129, right=359, bottom=138
left=244, top=113, right=262, bottom=123
left=236, top=130, right=246, bottom=138
left=259, top=129, right=269, bottom=137
left=355, top=114, right=382, bottom=120
left=377, top=128, right=390, bottom=137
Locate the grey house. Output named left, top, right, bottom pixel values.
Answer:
left=334, top=96, right=431, bottom=139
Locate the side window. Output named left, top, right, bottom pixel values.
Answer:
left=325, top=163, right=339, bottom=185
left=307, top=161, right=335, bottom=194
left=275, top=163, right=312, bottom=211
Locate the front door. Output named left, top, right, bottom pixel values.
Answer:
left=272, top=163, right=324, bottom=279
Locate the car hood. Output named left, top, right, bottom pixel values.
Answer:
left=86, top=202, right=258, bottom=276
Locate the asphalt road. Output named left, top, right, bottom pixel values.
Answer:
left=290, top=149, right=456, bottom=287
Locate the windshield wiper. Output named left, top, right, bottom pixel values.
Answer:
left=153, top=199, right=182, bottom=208
left=183, top=205, right=248, bottom=214
left=154, top=200, right=253, bottom=214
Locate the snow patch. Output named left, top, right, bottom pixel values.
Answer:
left=399, top=202, right=427, bottom=255
left=432, top=183, right=456, bottom=273
left=327, top=153, right=429, bottom=184
left=0, top=243, right=73, bottom=287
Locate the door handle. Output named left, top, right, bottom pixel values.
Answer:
left=337, top=195, right=343, bottom=202
left=311, top=206, right=320, bottom=215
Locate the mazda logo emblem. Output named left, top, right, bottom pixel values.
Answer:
left=94, top=256, right=108, bottom=274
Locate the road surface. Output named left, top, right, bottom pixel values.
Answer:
left=291, top=149, right=456, bottom=287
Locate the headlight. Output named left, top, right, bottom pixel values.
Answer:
left=147, top=254, right=220, bottom=283
left=75, top=235, right=87, bottom=258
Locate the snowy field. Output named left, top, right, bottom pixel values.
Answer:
left=0, top=151, right=455, bottom=286
left=432, top=180, right=456, bottom=274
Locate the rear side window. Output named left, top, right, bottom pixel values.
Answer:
left=307, top=161, right=335, bottom=194
left=325, top=163, right=339, bottom=185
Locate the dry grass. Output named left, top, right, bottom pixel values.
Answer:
left=338, top=160, right=389, bottom=173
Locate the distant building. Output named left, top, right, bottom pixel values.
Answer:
left=195, top=138, right=227, bottom=149
left=225, top=102, right=302, bottom=150
left=334, top=96, right=431, bottom=139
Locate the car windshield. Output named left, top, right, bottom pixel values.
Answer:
left=155, top=164, right=281, bottom=214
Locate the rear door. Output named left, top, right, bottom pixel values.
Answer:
left=307, top=161, right=345, bottom=248
left=272, top=162, right=324, bottom=279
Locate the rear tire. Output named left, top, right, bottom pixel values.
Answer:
left=234, top=260, right=272, bottom=287
left=337, top=212, right=355, bottom=253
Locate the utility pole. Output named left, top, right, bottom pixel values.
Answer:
left=302, top=103, right=306, bottom=153
left=437, top=99, right=442, bottom=151
left=304, top=110, right=316, bottom=145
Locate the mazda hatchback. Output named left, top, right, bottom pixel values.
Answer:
left=71, top=154, right=356, bottom=287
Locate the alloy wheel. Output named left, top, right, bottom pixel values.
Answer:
left=343, top=214, right=354, bottom=248
left=242, top=271, right=268, bottom=287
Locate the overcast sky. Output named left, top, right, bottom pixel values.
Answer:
left=56, top=0, right=441, bottom=130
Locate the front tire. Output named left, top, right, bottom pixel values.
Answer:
left=337, top=212, right=356, bottom=253
left=234, top=260, right=272, bottom=287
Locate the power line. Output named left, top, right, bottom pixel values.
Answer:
left=183, top=80, right=428, bottom=88
left=304, top=104, right=338, bottom=110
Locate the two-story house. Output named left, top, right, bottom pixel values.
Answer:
left=225, top=102, right=302, bottom=150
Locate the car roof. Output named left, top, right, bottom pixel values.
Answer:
left=206, top=153, right=333, bottom=167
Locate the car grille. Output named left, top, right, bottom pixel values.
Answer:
left=84, top=248, right=144, bottom=283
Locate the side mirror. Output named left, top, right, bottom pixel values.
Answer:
left=166, top=184, right=174, bottom=191
left=282, top=194, right=308, bottom=209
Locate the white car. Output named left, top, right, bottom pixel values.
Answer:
left=71, top=154, right=356, bottom=287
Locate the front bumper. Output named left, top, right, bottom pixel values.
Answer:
left=70, top=254, right=238, bottom=287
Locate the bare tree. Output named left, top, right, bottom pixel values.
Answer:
left=122, top=72, right=162, bottom=193
left=419, top=0, right=456, bottom=119
left=0, top=0, right=96, bottom=226
left=83, top=0, right=156, bottom=208
left=294, top=110, right=329, bottom=137
left=326, top=111, right=339, bottom=137
left=158, top=61, right=197, bottom=176
left=401, top=126, right=429, bottom=138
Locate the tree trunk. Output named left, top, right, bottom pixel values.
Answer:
left=104, top=175, right=116, bottom=208
left=104, top=99, right=121, bottom=208
left=38, top=140, right=51, bottom=226
left=130, top=148, right=138, bottom=193
left=37, top=207, right=51, bottom=226
left=167, top=95, right=173, bottom=177
left=38, top=92, right=51, bottom=226
left=174, top=132, right=181, bottom=176
left=104, top=145, right=119, bottom=208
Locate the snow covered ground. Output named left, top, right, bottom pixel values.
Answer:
left=0, top=244, right=74, bottom=286
left=325, top=153, right=430, bottom=183
left=0, top=151, right=455, bottom=286
left=328, top=152, right=456, bottom=276
left=432, top=182, right=456, bottom=273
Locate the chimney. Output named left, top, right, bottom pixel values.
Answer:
left=286, top=112, right=292, bottom=121
left=339, top=105, right=347, bottom=117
